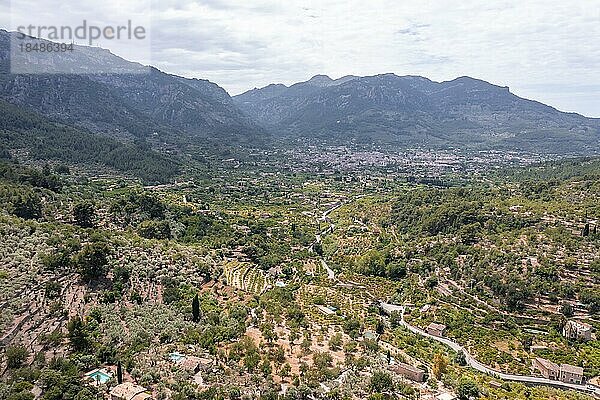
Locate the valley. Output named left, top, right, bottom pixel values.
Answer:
left=1, top=153, right=599, bottom=400
left=0, top=24, right=599, bottom=400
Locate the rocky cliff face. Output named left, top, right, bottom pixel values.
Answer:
left=0, top=30, right=266, bottom=145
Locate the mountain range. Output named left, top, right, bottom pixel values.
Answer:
left=234, top=74, right=600, bottom=153
left=1, top=29, right=600, bottom=183
left=0, top=30, right=266, bottom=146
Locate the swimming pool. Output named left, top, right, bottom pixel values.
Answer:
left=170, top=352, right=186, bottom=362
left=87, top=370, right=112, bottom=384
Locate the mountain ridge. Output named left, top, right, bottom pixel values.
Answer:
left=234, top=73, right=600, bottom=153
left=0, top=30, right=267, bottom=147
left=1, top=28, right=599, bottom=156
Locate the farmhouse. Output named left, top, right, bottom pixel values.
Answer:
left=563, top=320, right=593, bottom=341
left=179, top=356, right=213, bottom=373
left=559, top=363, right=585, bottom=385
left=426, top=323, right=446, bottom=337
left=390, top=362, right=426, bottom=382
left=110, top=382, right=152, bottom=400
left=532, top=358, right=585, bottom=384
left=532, top=357, right=559, bottom=380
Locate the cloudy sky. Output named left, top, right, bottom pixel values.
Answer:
left=3, top=0, right=600, bottom=116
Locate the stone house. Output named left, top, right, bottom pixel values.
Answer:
left=426, top=322, right=446, bottom=337
left=110, top=382, right=152, bottom=400
left=559, top=363, right=585, bottom=385
left=532, top=357, right=559, bottom=380
left=563, top=320, right=593, bottom=341
left=390, top=362, right=426, bottom=382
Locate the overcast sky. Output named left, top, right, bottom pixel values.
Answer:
left=3, top=0, right=600, bottom=117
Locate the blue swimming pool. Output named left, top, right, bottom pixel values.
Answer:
left=170, top=352, right=186, bottom=362
left=87, top=370, right=112, bottom=384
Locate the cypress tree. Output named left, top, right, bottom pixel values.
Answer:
left=583, top=223, right=590, bottom=237
left=117, top=360, right=123, bottom=384
left=192, top=293, right=200, bottom=322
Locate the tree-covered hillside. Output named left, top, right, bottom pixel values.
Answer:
left=1, top=153, right=599, bottom=400
left=0, top=101, right=180, bottom=183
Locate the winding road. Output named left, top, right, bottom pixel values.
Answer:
left=379, top=303, right=599, bottom=396
left=312, top=201, right=345, bottom=281
left=311, top=195, right=599, bottom=397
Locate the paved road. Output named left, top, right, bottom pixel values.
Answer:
left=314, top=196, right=599, bottom=397
left=313, top=202, right=344, bottom=281
left=320, top=201, right=344, bottom=222
left=379, top=303, right=599, bottom=396
left=321, top=259, right=336, bottom=280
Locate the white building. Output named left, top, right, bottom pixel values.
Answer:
left=563, top=320, right=592, bottom=341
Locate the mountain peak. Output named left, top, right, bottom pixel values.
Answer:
left=233, top=73, right=600, bottom=154
left=308, top=74, right=333, bottom=81
left=445, top=76, right=511, bottom=92
left=0, top=32, right=266, bottom=145
left=306, top=74, right=334, bottom=86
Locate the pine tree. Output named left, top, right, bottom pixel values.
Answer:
left=192, top=293, right=200, bottom=322
left=67, top=316, right=88, bottom=351
left=376, top=319, right=385, bottom=335
left=73, top=201, right=96, bottom=228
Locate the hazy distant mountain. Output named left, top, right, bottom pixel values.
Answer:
left=0, top=30, right=266, bottom=146
left=234, top=74, right=600, bottom=153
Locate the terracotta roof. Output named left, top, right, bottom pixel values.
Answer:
left=110, top=382, right=151, bottom=400
left=560, top=363, right=584, bottom=375
left=535, top=357, right=559, bottom=372
left=392, top=362, right=424, bottom=374
left=178, top=356, right=212, bottom=371
left=428, top=322, right=446, bottom=331
left=179, top=357, right=200, bottom=371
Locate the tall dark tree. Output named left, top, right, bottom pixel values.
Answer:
left=192, top=293, right=200, bottom=322
left=376, top=319, right=385, bottom=335
left=117, top=360, right=123, bottom=384
left=67, top=316, right=88, bottom=351
left=73, top=201, right=96, bottom=228
left=74, top=242, right=110, bottom=281
left=583, top=223, right=590, bottom=237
